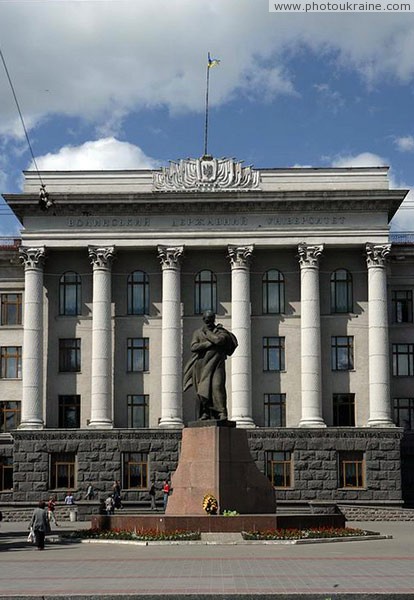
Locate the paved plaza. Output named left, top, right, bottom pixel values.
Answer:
left=1, top=520, right=414, bottom=598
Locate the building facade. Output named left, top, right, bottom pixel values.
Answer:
left=1, top=157, right=413, bottom=508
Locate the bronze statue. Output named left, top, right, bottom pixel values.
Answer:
left=183, top=310, right=238, bottom=421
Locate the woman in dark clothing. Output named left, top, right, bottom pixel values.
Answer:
left=30, top=501, right=50, bottom=550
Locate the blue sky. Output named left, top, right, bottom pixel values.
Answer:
left=1, top=0, right=414, bottom=236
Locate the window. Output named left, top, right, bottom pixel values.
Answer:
left=263, top=269, right=285, bottom=314
left=339, top=451, right=364, bottom=488
left=51, top=452, right=76, bottom=489
left=264, top=394, right=286, bottom=427
left=127, top=270, right=149, bottom=315
left=330, top=269, right=353, bottom=313
left=58, top=395, right=80, bottom=428
left=1, top=293, right=22, bottom=325
left=331, top=336, right=354, bottom=371
left=123, top=452, right=148, bottom=489
left=392, top=344, right=414, bottom=376
left=59, top=272, right=81, bottom=316
left=0, top=456, right=13, bottom=491
left=333, top=394, right=355, bottom=426
left=393, top=398, right=414, bottom=430
left=59, top=339, right=81, bottom=372
left=266, top=451, right=292, bottom=488
left=0, top=346, right=22, bottom=379
left=127, top=395, right=149, bottom=428
left=194, top=270, right=217, bottom=314
left=127, top=338, right=149, bottom=372
left=263, top=337, right=285, bottom=371
left=392, top=290, right=413, bottom=324
left=0, top=401, right=21, bottom=432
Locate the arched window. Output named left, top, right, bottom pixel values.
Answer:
left=127, top=271, right=149, bottom=315
left=262, top=269, right=285, bottom=314
left=194, top=270, right=217, bottom=314
left=331, top=269, right=353, bottom=313
left=59, top=272, right=81, bottom=316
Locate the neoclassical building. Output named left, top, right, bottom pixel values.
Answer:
left=1, top=157, right=413, bottom=510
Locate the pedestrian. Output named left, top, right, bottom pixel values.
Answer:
left=64, top=491, right=75, bottom=505
left=29, top=501, right=50, bottom=550
left=105, top=494, right=115, bottom=516
left=85, top=484, right=94, bottom=500
left=112, top=480, right=122, bottom=509
left=149, top=482, right=157, bottom=510
left=47, top=496, right=58, bottom=526
left=163, top=479, right=170, bottom=511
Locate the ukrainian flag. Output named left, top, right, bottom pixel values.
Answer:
left=208, top=52, right=220, bottom=68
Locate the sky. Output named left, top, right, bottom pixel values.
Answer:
left=0, top=0, right=414, bottom=236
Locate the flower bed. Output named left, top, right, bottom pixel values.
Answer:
left=242, top=526, right=378, bottom=540
left=62, top=528, right=201, bottom=541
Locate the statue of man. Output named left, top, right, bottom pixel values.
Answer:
left=183, top=310, right=238, bottom=421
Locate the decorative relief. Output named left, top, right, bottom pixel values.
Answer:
left=153, top=157, right=260, bottom=192
left=228, top=245, right=254, bottom=269
left=88, top=246, right=116, bottom=269
left=19, top=246, right=46, bottom=269
left=298, top=243, right=324, bottom=267
left=365, top=243, right=391, bottom=267
left=157, top=245, right=184, bottom=269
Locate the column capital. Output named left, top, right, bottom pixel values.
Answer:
left=19, top=246, right=46, bottom=270
left=365, top=243, right=391, bottom=268
left=88, top=246, right=116, bottom=269
left=298, top=243, right=324, bottom=268
left=157, top=245, right=184, bottom=269
left=227, top=245, right=254, bottom=269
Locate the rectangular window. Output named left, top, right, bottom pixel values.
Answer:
left=1, top=293, right=22, bottom=325
left=393, top=344, right=414, bottom=376
left=0, top=401, right=21, bottom=432
left=331, top=336, right=354, bottom=371
left=393, top=398, right=414, bottom=430
left=127, top=338, right=149, bottom=372
left=59, top=339, right=81, bottom=372
left=392, top=290, right=413, bottom=324
left=0, top=457, right=13, bottom=491
left=127, top=395, right=149, bottom=428
left=333, top=394, right=355, bottom=426
left=58, top=395, right=80, bottom=428
left=264, top=394, right=286, bottom=427
left=263, top=337, right=285, bottom=371
left=266, top=451, right=292, bottom=488
left=50, top=452, right=76, bottom=489
left=339, top=451, right=364, bottom=488
left=0, top=346, right=22, bottom=379
left=123, top=452, right=148, bottom=489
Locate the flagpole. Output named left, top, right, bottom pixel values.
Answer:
left=203, top=59, right=210, bottom=158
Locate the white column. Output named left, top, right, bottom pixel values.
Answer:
left=228, top=245, right=255, bottom=428
left=366, top=243, right=394, bottom=427
left=158, top=246, right=184, bottom=428
left=88, top=246, right=115, bottom=429
left=19, top=247, right=46, bottom=429
left=298, top=243, right=326, bottom=428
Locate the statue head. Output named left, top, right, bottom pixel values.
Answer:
left=202, top=310, right=216, bottom=327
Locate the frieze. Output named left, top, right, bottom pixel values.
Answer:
left=153, top=157, right=260, bottom=192
left=247, top=429, right=403, bottom=440
left=11, top=430, right=182, bottom=441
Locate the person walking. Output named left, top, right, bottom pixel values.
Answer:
left=47, top=496, right=58, bottom=526
left=163, top=479, right=170, bottom=511
left=149, top=482, right=157, bottom=510
left=85, top=484, right=94, bottom=500
left=29, top=501, right=50, bottom=550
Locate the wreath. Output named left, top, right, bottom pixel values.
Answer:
left=202, top=493, right=218, bottom=515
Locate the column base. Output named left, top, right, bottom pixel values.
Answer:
left=18, top=421, right=44, bottom=430
left=299, top=419, right=327, bottom=428
left=367, top=419, right=396, bottom=428
left=232, top=416, right=256, bottom=428
left=88, top=421, right=113, bottom=429
left=158, top=417, right=184, bottom=429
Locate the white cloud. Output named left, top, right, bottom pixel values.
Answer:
left=1, top=2, right=414, bottom=136
left=31, top=138, right=159, bottom=171
left=394, top=136, right=414, bottom=152
left=331, top=152, right=388, bottom=168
